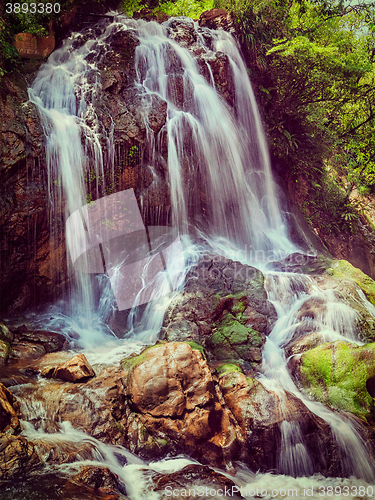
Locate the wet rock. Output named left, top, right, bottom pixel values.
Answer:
left=0, top=70, right=58, bottom=315
left=122, top=342, right=241, bottom=467
left=0, top=323, right=13, bottom=343
left=0, top=383, right=19, bottom=433
left=162, top=255, right=276, bottom=369
left=68, top=465, right=125, bottom=498
left=218, top=366, right=340, bottom=476
left=9, top=326, right=67, bottom=361
left=100, top=30, right=139, bottom=93
left=53, top=354, right=95, bottom=382
left=167, top=19, right=197, bottom=47
left=199, top=9, right=235, bottom=32
left=10, top=343, right=46, bottom=361
left=267, top=253, right=331, bottom=275
left=297, top=340, right=375, bottom=423
left=200, top=52, right=234, bottom=106
left=0, top=434, right=39, bottom=483
left=152, top=464, right=244, bottom=499
left=0, top=341, right=10, bottom=366
left=164, top=319, right=200, bottom=343
left=285, top=332, right=324, bottom=357
left=312, top=264, right=375, bottom=342
left=208, top=312, right=265, bottom=365
left=56, top=366, right=128, bottom=443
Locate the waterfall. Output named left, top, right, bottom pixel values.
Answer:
left=262, top=273, right=375, bottom=480
left=18, top=11, right=375, bottom=488
left=28, top=14, right=295, bottom=343
left=132, top=17, right=293, bottom=254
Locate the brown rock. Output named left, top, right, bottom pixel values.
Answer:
left=127, top=343, right=213, bottom=417
left=53, top=354, right=95, bottom=382
left=0, top=434, right=39, bottom=483
left=69, top=465, right=124, bottom=497
left=10, top=342, right=46, bottom=361
left=153, top=464, right=244, bottom=499
left=199, top=9, right=235, bottom=32
left=218, top=370, right=341, bottom=475
left=13, top=33, right=55, bottom=59
left=285, top=332, right=324, bottom=358
left=55, top=366, right=128, bottom=443
left=0, top=383, right=19, bottom=433
left=123, top=342, right=241, bottom=467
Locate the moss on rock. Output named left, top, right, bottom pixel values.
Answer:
left=184, top=341, right=206, bottom=359
left=216, top=363, right=242, bottom=376
left=300, top=340, right=375, bottom=421
left=121, top=343, right=165, bottom=372
left=326, top=260, right=375, bottom=306
left=209, top=312, right=264, bottom=366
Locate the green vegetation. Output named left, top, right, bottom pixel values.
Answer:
left=184, top=340, right=206, bottom=358
left=300, top=340, right=375, bottom=421
left=211, top=0, right=375, bottom=235
left=326, top=259, right=375, bottom=305
left=216, top=363, right=243, bottom=376
left=155, top=0, right=214, bottom=18
left=209, top=311, right=263, bottom=364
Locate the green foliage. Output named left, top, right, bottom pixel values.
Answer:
left=0, top=18, right=21, bottom=77
left=213, top=0, right=375, bottom=235
left=156, top=0, right=214, bottom=18
left=6, top=0, right=56, bottom=37
left=119, top=0, right=142, bottom=16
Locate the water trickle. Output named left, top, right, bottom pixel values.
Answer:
left=262, top=272, right=375, bottom=480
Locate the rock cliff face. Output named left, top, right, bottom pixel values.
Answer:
left=0, top=15, right=240, bottom=314
left=0, top=71, right=55, bottom=313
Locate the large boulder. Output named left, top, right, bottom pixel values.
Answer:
left=162, top=255, right=276, bottom=371
left=54, top=365, right=129, bottom=443
left=0, top=434, right=39, bottom=483
left=9, top=326, right=67, bottom=362
left=152, top=464, right=244, bottom=500
left=122, top=342, right=241, bottom=467
left=296, top=340, right=375, bottom=423
left=52, top=354, right=95, bottom=382
left=218, top=365, right=340, bottom=476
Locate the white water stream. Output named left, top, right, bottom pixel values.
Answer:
left=6, top=11, right=375, bottom=498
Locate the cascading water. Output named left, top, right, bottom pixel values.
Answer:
left=6, top=11, right=375, bottom=499
left=261, top=273, right=375, bottom=481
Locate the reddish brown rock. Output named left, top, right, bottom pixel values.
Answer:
left=55, top=366, right=129, bottom=443
left=122, top=343, right=241, bottom=467
left=68, top=465, right=125, bottom=498
left=53, top=354, right=95, bottom=382
left=218, top=369, right=341, bottom=476
left=199, top=9, right=235, bottom=32
left=0, top=383, right=19, bottom=433
left=152, top=464, right=244, bottom=500
left=0, top=434, right=39, bottom=483
left=13, top=33, right=55, bottom=59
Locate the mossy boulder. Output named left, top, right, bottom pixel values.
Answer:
left=208, top=312, right=264, bottom=368
left=326, top=260, right=375, bottom=306
left=162, top=255, right=277, bottom=367
left=216, top=363, right=242, bottom=376
left=0, top=323, right=13, bottom=344
left=0, top=341, right=10, bottom=365
left=299, top=340, right=375, bottom=422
